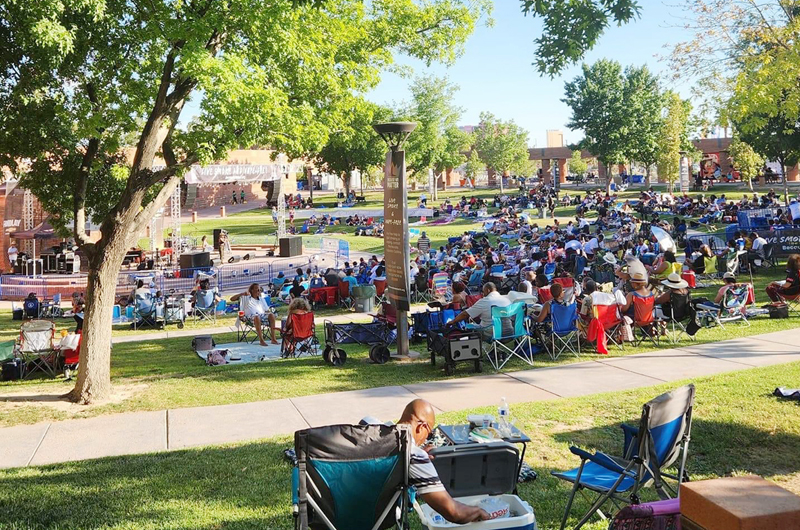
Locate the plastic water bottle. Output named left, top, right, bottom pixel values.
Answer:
left=498, top=397, right=510, bottom=428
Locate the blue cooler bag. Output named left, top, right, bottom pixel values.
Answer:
left=415, top=442, right=536, bottom=530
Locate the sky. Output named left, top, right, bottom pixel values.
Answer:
left=366, top=1, right=697, bottom=148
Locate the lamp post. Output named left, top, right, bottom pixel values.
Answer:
left=373, top=122, right=416, bottom=358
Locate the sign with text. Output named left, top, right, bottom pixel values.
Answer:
left=755, top=228, right=800, bottom=257
left=679, top=156, right=689, bottom=193
left=383, top=150, right=411, bottom=311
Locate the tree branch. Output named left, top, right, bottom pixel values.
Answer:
left=131, top=173, right=184, bottom=235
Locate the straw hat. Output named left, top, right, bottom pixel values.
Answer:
left=723, top=271, right=735, bottom=280
left=661, top=273, right=688, bottom=290
left=631, top=270, right=648, bottom=283
left=602, top=253, right=618, bottom=266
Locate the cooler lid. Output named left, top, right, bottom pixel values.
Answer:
left=430, top=442, right=519, bottom=497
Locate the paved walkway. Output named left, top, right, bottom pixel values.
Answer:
left=3, top=328, right=800, bottom=468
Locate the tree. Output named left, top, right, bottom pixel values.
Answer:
left=473, top=112, right=530, bottom=193
left=317, top=98, right=391, bottom=195
left=736, top=111, right=800, bottom=204
left=1, top=0, right=490, bottom=403
left=623, top=65, right=663, bottom=185
left=562, top=59, right=630, bottom=192
left=521, top=0, right=642, bottom=76
left=464, top=150, right=485, bottom=187
left=568, top=150, right=588, bottom=177
left=656, top=92, right=694, bottom=191
left=397, top=76, right=468, bottom=197
left=727, top=135, right=765, bottom=191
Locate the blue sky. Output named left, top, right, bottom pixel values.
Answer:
left=367, top=1, right=695, bottom=147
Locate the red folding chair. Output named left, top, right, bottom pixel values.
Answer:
left=281, top=312, right=319, bottom=358
left=553, top=277, right=576, bottom=302
left=373, top=279, right=387, bottom=303
left=537, top=286, right=552, bottom=304
left=60, top=330, right=81, bottom=380
left=593, top=303, right=623, bottom=350
left=338, top=282, right=353, bottom=310
left=465, top=294, right=483, bottom=308
left=633, top=295, right=659, bottom=346
left=371, top=302, right=397, bottom=326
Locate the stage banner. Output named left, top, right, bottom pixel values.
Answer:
left=383, top=150, right=411, bottom=311
left=185, top=164, right=289, bottom=184
left=755, top=228, right=800, bottom=256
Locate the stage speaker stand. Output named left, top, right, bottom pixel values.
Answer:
left=279, top=236, right=303, bottom=257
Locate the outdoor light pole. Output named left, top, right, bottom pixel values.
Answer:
left=373, top=122, right=417, bottom=358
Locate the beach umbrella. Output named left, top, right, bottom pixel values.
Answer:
left=651, top=226, right=676, bottom=253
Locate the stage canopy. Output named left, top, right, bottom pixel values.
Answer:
left=14, top=219, right=56, bottom=240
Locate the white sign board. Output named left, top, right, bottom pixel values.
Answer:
left=679, top=156, right=690, bottom=193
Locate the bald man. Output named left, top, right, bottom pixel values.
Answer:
left=397, top=399, right=490, bottom=523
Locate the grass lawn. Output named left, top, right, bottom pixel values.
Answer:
left=1, top=267, right=798, bottom=428
left=2, top=361, right=799, bottom=530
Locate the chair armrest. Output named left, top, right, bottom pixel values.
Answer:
left=621, top=424, right=639, bottom=458
left=569, top=447, right=634, bottom=476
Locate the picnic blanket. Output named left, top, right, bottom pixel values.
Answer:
left=196, top=342, right=283, bottom=365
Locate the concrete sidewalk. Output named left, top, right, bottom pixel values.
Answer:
left=3, top=328, right=800, bottom=468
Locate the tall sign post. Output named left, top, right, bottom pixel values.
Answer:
left=679, top=154, right=689, bottom=193
left=374, top=122, right=417, bottom=358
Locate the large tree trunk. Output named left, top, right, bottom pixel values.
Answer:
left=645, top=165, right=651, bottom=187
left=605, top=162, right=612, bottom=195
left=68, top=237, right=129, bottom=404
left=499, top=170, right=504, bottom=194
left=343, top=171, right=351, bottom=197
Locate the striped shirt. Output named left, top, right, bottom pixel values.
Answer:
left=418, top=236, right=431, bottom=254
left=409, top=445, right=444, bottom=495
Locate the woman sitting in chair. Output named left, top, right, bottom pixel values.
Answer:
left=619, top=271, right=653, bottom=317
left=766, top=254, right=800, bottom=302
left=655, top=273, right=689, bottom=320
left=281, top=298, right=312, bottom=349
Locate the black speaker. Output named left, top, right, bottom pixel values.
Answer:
left=279, top=236, right=303, bottom=257
left=180, top=251, right=211, bottom=269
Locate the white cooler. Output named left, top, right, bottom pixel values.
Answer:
left=415, top=442, right=537, bottom=530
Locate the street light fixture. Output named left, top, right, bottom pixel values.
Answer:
left=374, top=122, right=417, bottom=359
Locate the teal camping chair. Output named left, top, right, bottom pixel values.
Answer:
left=192, top=289, right=217, bottom=324
left=553, top=384, right=695, bottom=530
left=293, top=424, right=411, bottom=530
left=488, top=301, right=533, bottom=371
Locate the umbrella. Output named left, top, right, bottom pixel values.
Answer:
left=651, top=226, right=676, bottom=253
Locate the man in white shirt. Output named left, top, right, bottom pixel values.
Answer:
left=7, top=242, right=18, bottom=270
left=231, top=283, right=278, bottom=345
left=748, top=232, right=768, bottom=266
left=446, top=282, right=510, bottom=340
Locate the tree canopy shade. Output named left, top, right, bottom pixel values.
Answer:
left=317, top=98, right=392, bottom=193
left=656, top=91, right=694, bottom=189
left=521, top=0, right=641, bottom=76
left=397, top=75, right=470, bottom=185
left=473, top=112, right=530, bottom=193
left=727, top=135, right=765, bottom=191
left=0, top=0, right=491, bottom=403
left=623, top=65, right=663, bottom=183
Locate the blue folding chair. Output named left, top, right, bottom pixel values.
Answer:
left=549, top=301, right=580, bottom=360
left=488, top=301, right=533, bottom=371
left=544, top=262, right=557, bottom=281
left=490, top=264, right=505, bottom=277
left=132, top=294, right=159, bottom=330
left=193, top=289, right=218, bottom=324
left=553, top=384, right=695, bottom=530
left=293, top=424, right=412, bottom=530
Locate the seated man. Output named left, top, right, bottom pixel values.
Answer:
left=446, top=282, right=510, bottom=340
left=231, top=283, right=278, bottom=346
left=397, top=400, right=490, bottom=524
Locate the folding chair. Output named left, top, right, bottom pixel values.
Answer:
left=661, top=292, right=694, bottom=343
left=593, top=300, right=624, bottom=350
left=281, top=312, right=319, bottom=358
left=431, top=272, right=452, bottom=303
left=293, top=423, right=411, bottom=530
left=338, top=281, right=353, bottom=310
left=632, top=295, right=659, bottom=346
left=694, top=256, right=719, bottom=287
left=466, top=270, right=483, bottom=294
left=784, top=293, right=800, bottom=315
left=17, top=320, right=57, bottom=379
left=544, top=262, right=557, bottom=281
left=549, top=301, right=580, bottom=360
left=553, top=277, right=576, bottom=303
left=695, top=284, right=750, bottom=329
left=236, top=295, right=277, bottom=343
left=373, top=279, right=388, bottom=305
left=553, top=384, right=696, bottom=530
left=192, top=290, right=217, bottom=324
left=488, top=301, right=534, bottom=371
left=22, top=297, right=40, bottom=319
left=762, top=243, right=778, bottom=269
left=40, top=294, right=63, bottom=319
left=411, top=274, right=432, bottom=304
left=132, top=294, right=160, bottom=330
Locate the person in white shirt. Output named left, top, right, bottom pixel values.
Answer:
left=7, top=242, right=18, bottom=270
left=748, top=232, right=768, bottom=266
left=446, top=282, right=511, bottom=340
left=230, top=283, right=278, bottom=345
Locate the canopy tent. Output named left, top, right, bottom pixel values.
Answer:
left=13, top=220, right=58, bottom=279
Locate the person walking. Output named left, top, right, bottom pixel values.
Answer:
left=232, top=190, right=238, bottom=205
left=240, top=189, right=246, bottom=204
left=417, top=231, right=431, bottom=256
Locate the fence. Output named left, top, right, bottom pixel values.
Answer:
left=0, top=237, right=348, bottom=300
